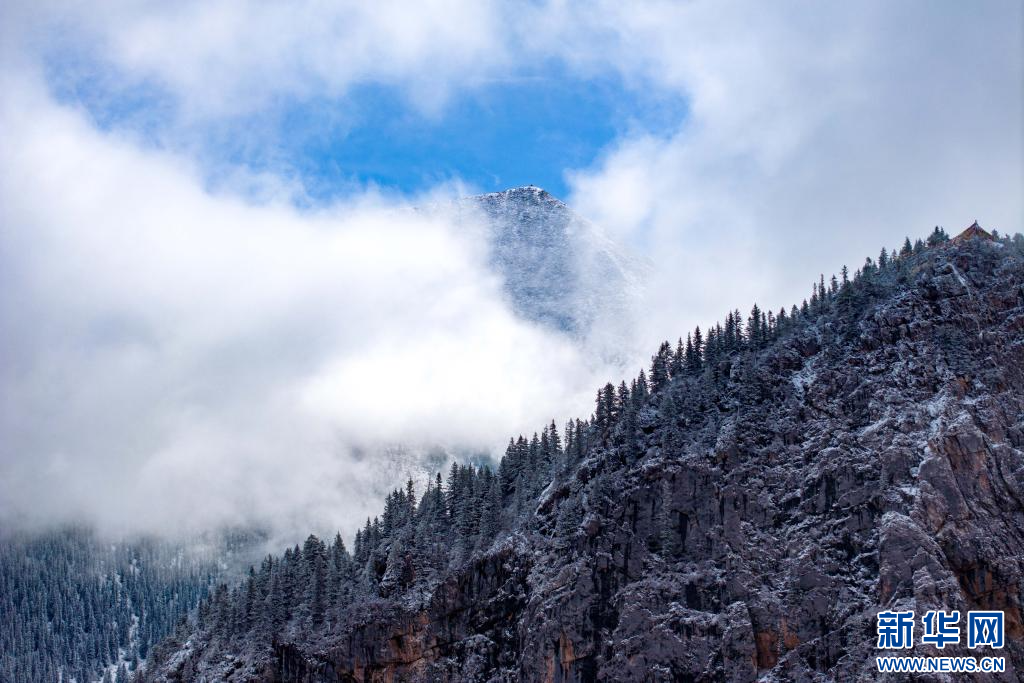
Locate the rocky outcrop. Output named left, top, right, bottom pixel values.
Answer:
left=299, top=548, right=530, bottom=682
left=153, top=236, right=1024, bottom=682
left=460, top=186, right=649, bottom=358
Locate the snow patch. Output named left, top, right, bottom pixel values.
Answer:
left=790, top=360, right=817, bottom=399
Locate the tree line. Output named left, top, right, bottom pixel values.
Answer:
left=139, top=225, right=1023, bottom=681
left=0, top=528, right=234, bottom=683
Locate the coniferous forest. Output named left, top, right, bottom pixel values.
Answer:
left=0, top=528, right=262, bottom=683
left=5, top=226, right=1021, bottom=681
left=118, top=226, right=1023, bottom=681
left=3, top=3, right=1021, bottom=681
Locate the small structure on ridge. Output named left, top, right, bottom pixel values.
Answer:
left=953, top=220, right=993, bottom=243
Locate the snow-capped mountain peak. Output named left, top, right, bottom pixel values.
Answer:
left=458, top=186, right=649, bottom=359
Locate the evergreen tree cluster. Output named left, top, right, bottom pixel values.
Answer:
left=173, top=462, right=538, bottom=655
left=638, top=226, right=967, bottom=388
left=0, top=528, right=223, bottom=683
left=141, top=226, right=1024, bottom=678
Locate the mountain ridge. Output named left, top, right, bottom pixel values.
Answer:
left=145, top=227, right=1024, bottom=681
left=344, top=185, right=649, bottom=521
left=458, top=185, right=649, bottom=360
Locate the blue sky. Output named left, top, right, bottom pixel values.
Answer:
left=273, top=76, right=684, bottom=200
left=48, top=52, right=685, bottom=201
left=2, top=1, right=1020, bottom=533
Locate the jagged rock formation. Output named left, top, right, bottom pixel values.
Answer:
left=460, top=186, right=648, bottom=358
left=348, top=187, right=647, bottom=518
left=354, top=187, right=647, bottom=509
left=148, top=232, right=1024, bottom=682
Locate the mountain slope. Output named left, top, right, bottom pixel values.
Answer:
left=0, top=528, right=246, bottom=683
left=147, top=230, right=1024, bottom=682
left=461, top=186, right=648, bottom=358
left=0, top=187, right=645, bottom=683
left=346, top=187, right=648, bottom=510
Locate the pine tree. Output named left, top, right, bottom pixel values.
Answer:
left=723, top=311, right=736, bottom=351
left=445, top=462, right=461, bottom=521
left=572, top=419, right=586, bottom=463
left=330, top=534, right=350, bottom=603
left=499, top=438, right=518, bottom=496
left=650, top=341, right=671, bottom=392
left=463, top=470, right=484, bottom=549
left=405, top=478, right=417, bottom=520
left=683, top=333, right=695, bottom=371
left=692, top=326, right=703, bottom=370
left=747, top=303, right=762, bottom=348
left=620, top=391, right=640, bottom=463
left=603, top=382, right=617, bottom=427
left=548, top=419, right=562, bottom=460
left=380, top=538, right=406, bottom=595
left=669, top=338, right=684, bottom=377
left=432, top=472, right=447, bottom=531
left=479, top=477, right=502, bottom=544
left=555, top=497, right=583, bottom=539
left=634, top=369, right=649, bottom=402
left=527, top=434, right=541, bottom=481
left=617, top=382, right=630, bottom=418
left=539, top=426, right=552, bottom=472
left=563, top=419, right=575, bottom=468
left=594, top=387, right=610, bottom=432
left=927, top=226, right=949, bottom=245
left=704, top=325, right=718, bottom=363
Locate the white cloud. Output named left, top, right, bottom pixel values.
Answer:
left=15, top=0, right=512, bottom=118
left=564, top=1, right=1023, bottom=341
left=1, top=1, right=1020, bottom=539
left=0, top=70, right=610, bottom=538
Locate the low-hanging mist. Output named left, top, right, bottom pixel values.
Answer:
left=0, top=73, right=629, bottom=540
left=1, top=1, right=1020, bottom=544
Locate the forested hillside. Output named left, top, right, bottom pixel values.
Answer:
left=0, top=528, right=259, bottom=683
left=140, top=226, right=1024, bottom=681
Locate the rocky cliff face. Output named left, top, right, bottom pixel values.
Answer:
left=347, top=187, right=647, bottom=511
left=461, top=186, right=649, bottom=359
left=151, top=235, right=1024, bottom=682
